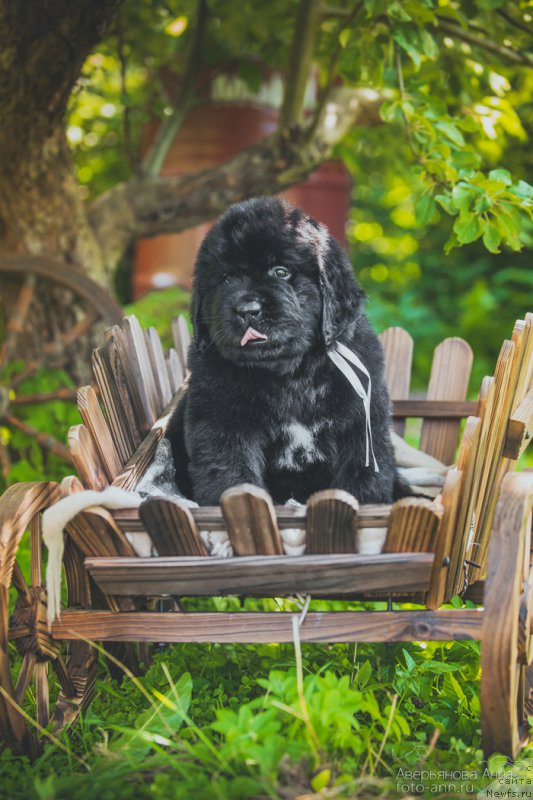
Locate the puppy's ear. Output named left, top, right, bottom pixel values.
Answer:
left=192, top=285, right=209, bottom=353
left=320, top=232, right=365, bottom=347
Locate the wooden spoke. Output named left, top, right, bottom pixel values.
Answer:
left=15, top=653, right=37, bottom=705
left=35, top=662, right=49, bottom=729
left=0, top=275, right=36, bottom=369
left=30, top=515, right=42, bottom=588
left=11, top=562, right=31, bottom=605
left=52, top=653, right=76, bottom=698
left=4, top=415, right=72, bottom=461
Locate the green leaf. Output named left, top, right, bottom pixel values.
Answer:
left=435, top=121, right=465, bottom=147
left=420, top=29, right=438, bottom=59
left=393, top=31, right=421, bottom=68
left=415, top=193, right=436, bottom=225
left=452, top=183, right=478, bottom=211
left=311, top=769, right=331, bottom=792
left=435, top=193, right=455, bottom=215
left=339, top=28, right=351, bottom=48
left=488, top=168, right=512, bottom=186
left=483, top=222, right=502, bottom=253
left=454, top=214, right=482, bottom=244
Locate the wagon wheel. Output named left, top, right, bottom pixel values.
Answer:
left=480, top=472, right=533, bottom=758
left=0, top=482, right=98, bottom=757
left=0, top=256, right=123, bottom=479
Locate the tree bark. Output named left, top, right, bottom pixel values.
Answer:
left=0, top=0, right=121, bottom=284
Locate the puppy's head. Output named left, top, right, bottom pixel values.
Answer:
left=192, top=197, right=364, bottom=368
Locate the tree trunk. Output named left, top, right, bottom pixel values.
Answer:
left=0, top=125, right=107, bottom=285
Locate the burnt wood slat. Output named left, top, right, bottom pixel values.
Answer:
left=52, top=608, right=483, bottom=644
left=379, top=326, right=413, bottom=436
left=85, top=552, right=434, bottom=596
left=391, top=400, right=477, bottom=418
left=92, top=345, right=136, bottom=463
left=77, top=386, right=122, bottom=481
left=144, top=327, right=173, bottom=411
left=384, top=497, right=443, bottom=553
left=306, top=490, right=359, bottom=553
left=172, top=315, right=191, bottom=373
left=68, top=424, right=108, bottom=491
left=221, top=484, right=283, bottom=555
left=140, top=497, right=207, bottom=556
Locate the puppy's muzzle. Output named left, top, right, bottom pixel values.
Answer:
left=234, top=298, right=262, bottom=324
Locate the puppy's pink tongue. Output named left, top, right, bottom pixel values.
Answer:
left=240, top=327, right=268, bottom=347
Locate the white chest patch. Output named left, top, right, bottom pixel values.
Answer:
left=277, top=422, right=326, bottom=470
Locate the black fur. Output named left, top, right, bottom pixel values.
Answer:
left=167, top=197, right=407, bottom=506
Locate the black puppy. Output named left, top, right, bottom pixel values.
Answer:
left=167, top=197, right=408, bottom=506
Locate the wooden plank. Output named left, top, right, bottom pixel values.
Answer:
left=221, top=484, right=283, bottom=555
left=85, top=552, right=434, bottom=596
left=52, top=608, right=483, bottom=644
left=426, top=467, right=462, bottom=609
left=172, top=315, right=191, bottom=373
left=447, top=416, right=481, bottom=596
left=306, top=490, right=359, bottom=553
left=68, top=424, right=109, bottom=491
left=92, top=346, right=136, bottom=463
left=112, top=503, right=392, bottom=534
left=513, top=314, right=533, bottom=410
left=379, top=326, right=413, bottom=436
left=122, top=316, right=158, bottom=426
left=420, top=337, right=473, bottom=463
left=383, top=497, right=443, bottom=553
left=476, top=376, right=493, bottom=420
left=503, top=387, right=533, bottom=460
left=144, top=327, right=173, bottom=410
left=77, top=386, right=122, bottom=481
left=165, top=348, right=183, bottom=395
left=392, top=400, right=476, bottom=418
left=106, top=325, right=143, bottom=448
left=140, top=497, right=207, bottom=556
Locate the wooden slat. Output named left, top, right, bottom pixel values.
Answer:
left=165, top=348, right=183, bottom=394
left=392, top=400, right=476, bottom=418
left=306, top=490, right=359, bottom=553
left=111, top=427, right=164, bottom=491
left=476, top=375, right=493, bottom=420
left=52, top=608, right=483, bottom=643
left=144, top=327, right=173, bottom=410
left=105, top=326, right=143, bottom=447
left=447, top=416, right=481, bottom=596
left=221, top=484, right=283, bottom=555
left=68, top=424, right=109, bottom=490
left=420, top=337, right=473, bottom=463
left=112, top=502, right=392, bottom=534
left=513, top=314, right=533, bottom=410
left=140, top=497, right=207, bottom=556
left=92, top=346, right=136, bottom=464
left=379, top=326, right=413, bottom=436
left=383, top=497, right=443, bottom=553
left=426, top=467, right=462, bottom=609
left=85, top=552, right=434, bottom=596
left=172, top=315, right=191, bottom=373
left=122, top=316, right=159, bottom=426
left=503, top=387, right=533, bottom=460
left=77, top=385, right=122, bottom=481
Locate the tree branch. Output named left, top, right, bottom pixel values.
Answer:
left=435, top=17, right=533, bottom=68
left=88, top=88, right=383, bottom=271
left=141, top=0, right=209, bottom=177
left=278, top=0, right=323, bottom=130
left=497, top=8, right=533, bottom=39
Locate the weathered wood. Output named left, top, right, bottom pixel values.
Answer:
left=68, top=424, right=109, bottom=491
left=391, top=400, right=476, bottom=419
left=140, top=497, right=207, bottom=556
left=481, top=472, right=533, bottom=758
left=426, top=468, right=462, bottom=609
left=144, top=327, right=173, bottom=410
left=503, top=387, right=533, bottom=460
left=379, top=326, right=413, bottom=436
left=77, top=385, right=122, bottom=481
left=112, top=502, right=392, bottom=534
left=85, top=552, right=434, bottom=596
left=306, top=490, right=359, bottom=553
left=92, top=346, right=136, bottom=464
left=104, top=326, right=143, bottom=447
left=420, top=337, right=473, bottom=463
left=52, top=608, right=483, bottom=643
left=172, top=315, right=191, bottom=373
left=122, top=316, right=158, bottom=426
left=165, top=348, right=184, bottom=394
left=221, top=484, right=283, bottom=555
left=383, top=497, right=443, bottom=553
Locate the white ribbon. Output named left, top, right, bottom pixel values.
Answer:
left=327, top=341, right=379, bottom=472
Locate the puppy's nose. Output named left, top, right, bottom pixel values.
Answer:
left=235, top=299, right=262, bottom=321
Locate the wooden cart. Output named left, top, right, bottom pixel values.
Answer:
left=1, top=312, right=532, bottom=760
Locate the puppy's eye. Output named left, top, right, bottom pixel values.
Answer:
left=270, top=266, right=291, bottom=280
